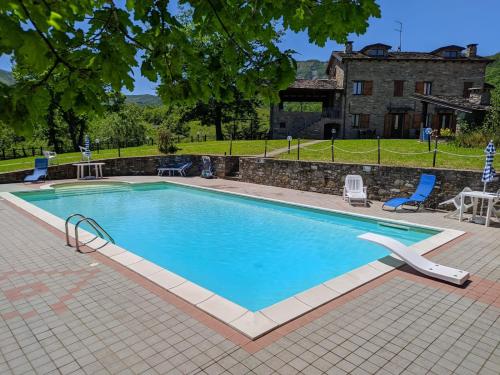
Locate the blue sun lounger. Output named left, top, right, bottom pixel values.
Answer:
left=24, top=158, right=49, bottom=183
left=382, top=174, right=436, bottom=211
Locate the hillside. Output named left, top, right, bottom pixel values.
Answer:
left=125, top=94, right=162, bottom=106
left=485, top=53, right=500, bottom=91
left=0, top=69, right=14, bottom=85
left=296, top=60, right=328, bottom=79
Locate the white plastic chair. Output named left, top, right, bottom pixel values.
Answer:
left=79, top=146, right=91, bottom=162
left=438, top=187, right=474, bottom=219
left=42, top=150, right=57, bottom=164
left=343, top=175, right=367, bottom=206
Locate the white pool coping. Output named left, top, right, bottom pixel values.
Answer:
left=0, top=181, right=465, bottom=339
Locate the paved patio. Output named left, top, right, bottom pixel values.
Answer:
left=0, top=176, right=499, bottom=374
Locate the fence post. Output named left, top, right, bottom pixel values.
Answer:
left=229, top=136, right=233, bottom=156
left=40, top=147, right=43, bottom=156
left=204, top=135, right=207, bottom=142
left=297, top=138, right=300, bottom=160
left=31, top=147, right=35, bottom=156
left=264, top=138, right=268, bottom=157
left=331, top=138, right=335, bottom=162
left=432, top=136, right=438, bottom=167
left=118, top=141, right=121, bottom=157
left=377, top=136, right=381, bottom=165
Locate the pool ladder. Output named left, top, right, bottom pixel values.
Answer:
left=65, top=213, right=115, bottom=252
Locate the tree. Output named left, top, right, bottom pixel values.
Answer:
left=184, top=93, right=260, bottom=140
left=0, top=1, right=380, bottom=129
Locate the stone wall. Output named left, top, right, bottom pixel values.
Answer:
left=0, top=155, right=239, bottom=184
left=239, top=158, right=499, bottom=208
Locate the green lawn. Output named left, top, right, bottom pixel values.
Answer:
left=0, top=140, right=289, bottom=173
left=2, top=139, right=495, bottom=174
left=278, top=139, right=499, bottom=171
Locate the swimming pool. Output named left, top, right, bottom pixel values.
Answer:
left=15, top=182, right=438, bottom=312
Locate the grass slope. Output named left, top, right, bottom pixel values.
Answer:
left=279, top=139, right=499, bottom=171
left=0, top=140, right=290, bottom=173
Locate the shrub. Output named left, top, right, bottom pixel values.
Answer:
left=157, top=127, right=178, bottom=153
left=439, top=128, right=454, bottom=138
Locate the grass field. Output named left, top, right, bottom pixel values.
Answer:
left=278, top=139, right=499, bottom=171
left=1, top=139, right=496, bottom=174
left=0, top=140, right=289, bottom=173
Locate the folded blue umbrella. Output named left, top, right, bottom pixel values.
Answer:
left=383, top=174, right=436, bottom=211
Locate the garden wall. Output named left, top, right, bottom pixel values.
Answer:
left=2, top=155, right=497, bottom=210
left=239, top=158, right=500, bottom=208
left=0, top=155, right=239, bottom=184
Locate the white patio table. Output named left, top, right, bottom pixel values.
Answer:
left=458, top=190, right=499, bottom=227
left=73, top=162, right=106, bottom=180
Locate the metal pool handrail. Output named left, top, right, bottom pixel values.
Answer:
left=65, top=213, right=115, bottom=252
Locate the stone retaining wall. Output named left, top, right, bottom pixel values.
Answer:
left=239, top=158, right=499, bottom=208
left=0, top=155, right=239, bottom=184
left=2, top=155, right=497, bottom=209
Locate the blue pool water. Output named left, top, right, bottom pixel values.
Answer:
left=16, top=183, right=437, bottom=311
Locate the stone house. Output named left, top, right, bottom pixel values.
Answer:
left=270, top=42, right=493, bottom=139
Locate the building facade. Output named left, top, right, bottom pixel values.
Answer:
left=270, top=42, right=493, bottom=139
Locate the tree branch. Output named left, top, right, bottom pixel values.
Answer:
left=18, top=0, right=75, bottom=71
left=206, top=0, right=251, bottom=58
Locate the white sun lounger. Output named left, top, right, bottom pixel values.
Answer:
left=358, top=232, right=469, bottom=285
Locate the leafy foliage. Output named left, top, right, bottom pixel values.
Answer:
left=0, top=0, right=380, bottom=130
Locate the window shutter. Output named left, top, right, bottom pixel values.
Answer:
left=432, top=114, right=439, bottom=129
left=383, top=114, right=391, bottom=138
left=363, top=80, right=373, bottom=95
left=463, top=82, right=473, bottom=98
left=415, top=81, right=424, bottom=94
left=413, top=113, right=422, bottom=129
left=394, top=80, right=404, bottom=96
left=403, top=113, right=411, bottom=137
left=360, top=114, right=370, bottom=128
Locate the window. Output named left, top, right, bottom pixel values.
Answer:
left=423, top=82, right=432, bottom=95
left=443, top=50, right=459, bottom=58
left=279, top=122, right=286, bottom=129
left=463, top=82, right=473, bottom=98
left=394, top=80, right=404, bottom=97
left=352, top=114, right=360, bottom=128
left=352, top=114, right=369, bottom=128
left=440, top=114, right=451, bottom=129
left=367, top=49, right=386, bottom=57
left=353, top=81, right=363, bottom=95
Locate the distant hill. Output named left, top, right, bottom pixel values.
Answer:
left=125, top=94, right=162, bottom=106
left=296, top=60, right=328, bottom=79
left=0, top=69, right=14, bottom=86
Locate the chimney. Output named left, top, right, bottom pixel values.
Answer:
left=465, top=43, right=477, bottom=57
left=345, top=41, right=353, bottom=54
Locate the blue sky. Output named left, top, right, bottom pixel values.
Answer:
left=1, top=0, right=498, bottom=95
